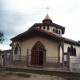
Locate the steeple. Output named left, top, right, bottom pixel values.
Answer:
left=42, top=14, right=52, bottom=24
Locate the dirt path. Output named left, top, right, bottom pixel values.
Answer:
left=0, top=69, right=80, bottom=80
left=0, top=70, right=66, bottom=80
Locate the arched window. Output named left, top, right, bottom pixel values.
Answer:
left=15, top=46, right=18, bottom=54
left=67, top=46, right=76, bottom=56
left=14, top=44, right=21, bottom=55
left=70, top=45, right=73, bottom=56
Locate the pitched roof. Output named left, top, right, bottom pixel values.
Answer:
left=29, top=22, right=65, bottom=34
left=11, top=28, right=80, bottom=46
left=43, top=14, right=52, bottom=21
left=42, top=14, right=52, bottom=24
left=0, top=49, right=12, bottom=54
left=11, top=28, right=64, bottom=41
left=64, top=37, right=80, bottom=46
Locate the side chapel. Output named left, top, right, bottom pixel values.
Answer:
left=11, top=14, right=80, bottom=70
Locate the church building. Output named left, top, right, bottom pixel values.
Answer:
left=11, top=14, right=80, bottom=71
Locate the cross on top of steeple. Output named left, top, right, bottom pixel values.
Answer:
left=46, top=7, right=49, bottom=14
left=42, top=8, right=52, bottom=24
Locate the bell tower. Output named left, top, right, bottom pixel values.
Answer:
left=31, top=8, right=65, bottom=36
left=42, top=14, right=52, bottom=24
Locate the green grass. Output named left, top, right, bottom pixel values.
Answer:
left=5, top=71, right=31, bottom=78
left=6, top=72, right=14, bottom=75
left=15, top=73, right=31, bottom=78
left=3, top=68, right=80, bottom=77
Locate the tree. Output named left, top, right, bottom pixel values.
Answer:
left=0, top=31, right=4, bottom=43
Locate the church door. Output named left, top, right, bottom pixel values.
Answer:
left=31, top=41, right=46, bottom=66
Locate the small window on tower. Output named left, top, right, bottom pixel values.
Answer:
left=56, top=28, right=58, bottom=33
left=47, top=26, right=49, bottom=30
left=58, top=30, right=61, bottom=34
left=2, top=55, right=4, bottom=58
left=40, top=26, right=41, bottom=29
left=43, top=26, right=45, bottom=29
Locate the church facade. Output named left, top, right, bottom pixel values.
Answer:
left=11, top=14, right=80, bottom=71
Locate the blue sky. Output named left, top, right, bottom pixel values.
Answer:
left=0, top=0, right=80, bottom=50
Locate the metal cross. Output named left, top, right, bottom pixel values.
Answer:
left=46, top=7, right=49, bottom=14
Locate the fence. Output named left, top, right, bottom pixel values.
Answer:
left=0, top=57, right=3, bottom=66
left=1, top=55, right=80, bottom=72
left=70, top=58, right=80, bottom=72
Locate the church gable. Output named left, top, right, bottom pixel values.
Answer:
left=13, top=36, right=59, bottom=58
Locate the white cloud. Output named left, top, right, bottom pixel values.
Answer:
left=0, top=44, right=11, bottom=50
left=0, top=0, right=80, bottom=50
left=1, top=0, right=44, bottom=14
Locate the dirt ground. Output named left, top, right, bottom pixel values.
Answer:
left=0, top=69, right=80, bottom=80
left=0, top=70, right=65, bottom=80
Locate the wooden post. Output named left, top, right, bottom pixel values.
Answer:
left=11, top=42, right=14, bottom=61
left=62, top=41, right=64, bottom=70
left=26, top=49, right=28, bottom=67
left=10, top=50, right=12, bottom=67
left=19, top=48, right=21, bottom=61
left=68, top=52, right=70, bottom=71
left=58, top=42, right=60, bottom=63
left=3, top=51, right=6, bottom=67
left=43, top=51, right=46, bottom=67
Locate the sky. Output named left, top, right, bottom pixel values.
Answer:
left=0, top=0, right=80, bottom=50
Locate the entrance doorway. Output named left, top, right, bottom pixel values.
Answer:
left=31, top=41, right=46, bottom=66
